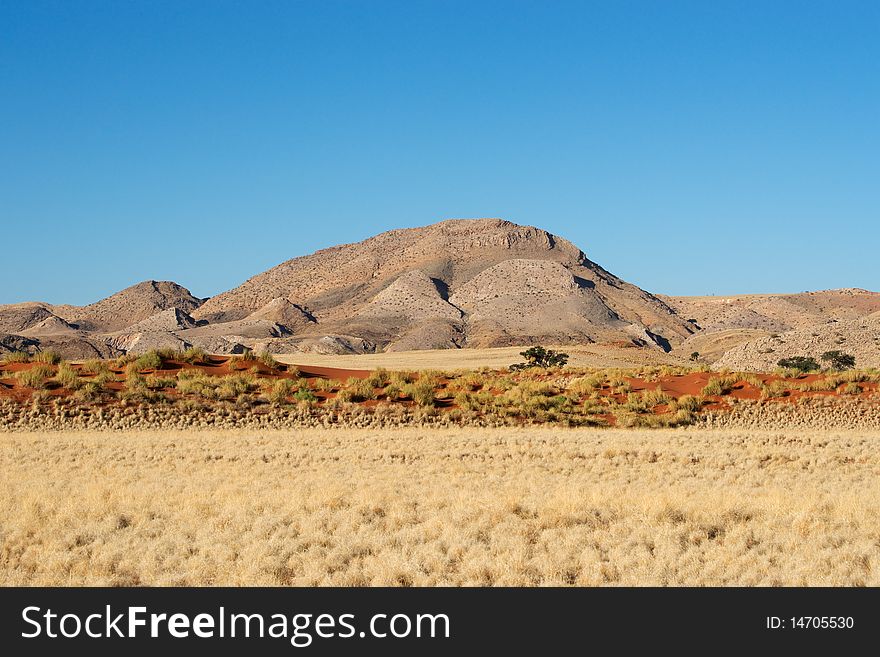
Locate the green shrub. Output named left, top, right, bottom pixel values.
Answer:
left=367, top=368, right=390, bottom=388
left=3, top=351, right=30, bottom=364
left=181, top=347, right=210, bottom=364
left=120, top=388, right=165, bottom=404
left=760, top=380, right=791, bottom=399
left=32, top=350, right=61, bottom=365
left=259, top=350, right=279, bottom=369
left=624, top=390, right=672, bottom=413
left=156, top=347, right=183, bottom=361
left=567, top=375, right=605, bottom=396
left=228, top=350, right=258, bottom=371
left=266, top=378, right=296, bottom=404
left=74, top=382, right=102, bottom=402
left=293, top=389, right=318, bottom=403
left=125, top=372, right=148, bottom=391
left=80, top=359, right=110, bottom=374
left=133, top=350, right=163, bottom=371
left=17, top=365, right=54, bottom=388
left=777, top=356, right=820, bottom=373
left=674, top=394, right=703, bottom=412
left=339, top=377, right=376, bottom=402
left=404, top=379, right=437, bottom=407
left=821, top=350, right=855, bottom=371
left=383, top=383, right=402, bottom=400
left=510, top=345, right=569, bottom=371
left=389, top=370, right=416, bottom=385
left=313, top=377, right=337, bottom=392
left=702, top=375, right=739, bottom=396
left=145, top=375, right=177, bottom=389
left=54, top=363, right=83, bottom=390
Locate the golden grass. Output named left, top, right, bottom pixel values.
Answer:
left=1, top=427, right=878, bottom=586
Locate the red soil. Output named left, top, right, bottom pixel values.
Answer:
left=0, top=358, right=877, bottom=424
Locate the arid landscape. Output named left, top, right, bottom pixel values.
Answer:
left=5, top=219, right=879, bottom=368
left=2, top=219, right=879, bottom=587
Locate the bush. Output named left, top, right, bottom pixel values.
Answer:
left=93, top=371, right=117, bottom=386
left=293, top=389, right=318, bottom=403
left=180, top=347, right=210, bottom=364
left=383, top=383, right=402, bottom=400
left=32, top=350, right=61, bottom=365
left=80, top=359, right=110, bottom=374
left=258, top=350, right=279, bottom=369
left=313, top=377, right=337, bottom=392
left=702, top=375, right=739, bottom=396
left=54, top=363, right=83, bottom=390
left=690, top=351, right=700, bottom=362
left=145, top=375, right=177, bottom=390
left=133, top=350, right=163, bottom=372
left=510, top=346, right=569, bottom=371
left=821, top=350, right=855, bottom=371
left=566, top=375, right=604, bottom=397
left=266, top=378, right=296, bottom=405
left=74, top=382, right=102, bottom=402
left=403, top=379, right=437, bottom=407
left=777, top=356, right=819, bottom=373
left=16, top=365, right=54, bottom=389
left=366, top=368, right=390, bottom=388
left=3, top=351, right=30, bottom=364
left=337, top=377, right=376, bottom=403
left=228, top=349, right=258, bottom=371
left=674, top=394, right=703, bottom=412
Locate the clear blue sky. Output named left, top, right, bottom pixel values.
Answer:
left=1, top=0, right=878, bottom=305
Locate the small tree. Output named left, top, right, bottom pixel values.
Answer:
left=690, top=351, right=700, bottom=362
left=777, top=356, right=820, bottom=373
left=821, top=350, right=855, bottom=371
left=510, top=346, right=569, bottom=371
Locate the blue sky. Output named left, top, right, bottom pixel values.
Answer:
left=1, top=0, right=878, bottom=305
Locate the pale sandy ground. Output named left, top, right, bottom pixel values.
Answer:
left=276, top=344, right=690, bottom=371
left=2, top=426, right=878, bottom=586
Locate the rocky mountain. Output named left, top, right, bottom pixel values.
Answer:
left=192, top=218, right=693, bottom=352
left=2, top=219, right=878, bottom=366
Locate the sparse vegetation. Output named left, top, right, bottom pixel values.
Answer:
left=180, top=347, right=210, bottom=365
left=54, top=363, right=82, bottom=390
left=265, top=378, right=296, bottom=405
left=1, top=357, right=878, bottom=431
left=31, top=350, right=61, bottom=365
left=822, top=350, right=856, bottom=371
left=81, top=359, right=110, bottom=375
left=16, top=365, right=54, bottom=389
left=133, top=350, right=163, bottom=372
left=510, top=346, right=569, bottom=371
left=2, top=351, right=30, bottom=364
left=3, top=426, right=880, bottom=586
left=702, top=375, right=739, bottom=396
left=777, top=356, right=820, bottom=373
left=259, top=350, right=279, bottom=370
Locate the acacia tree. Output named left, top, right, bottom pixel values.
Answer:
left=821, top=350, right=855, bottom=371
left=777, top=356, right=820, bottom=373
left=510, top=346, right=569, bottom=371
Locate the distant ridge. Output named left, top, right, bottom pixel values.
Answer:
left=2, top=219, right=879, bottom=367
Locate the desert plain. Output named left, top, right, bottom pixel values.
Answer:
left=2, top=219, right=879, bottom=586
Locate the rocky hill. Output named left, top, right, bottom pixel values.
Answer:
left=2, top=219, right=878, bottom=363
left=193, top=218, right=693, bottom=352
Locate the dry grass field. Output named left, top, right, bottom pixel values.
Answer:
left=2, top=426, right=878, bottom=586
left=275, top=344, right=691, bottom=371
